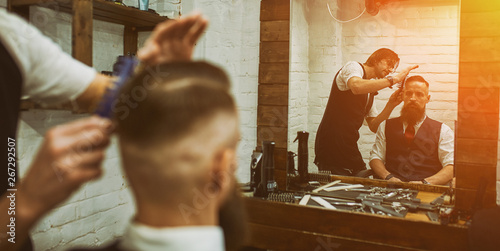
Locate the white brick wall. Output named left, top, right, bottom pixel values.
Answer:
left=8, top=0, right=259, bottom=249
left=289, top=0, right=459, bottom=171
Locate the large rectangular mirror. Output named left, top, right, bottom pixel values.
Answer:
left=289, top=0, right=459, bottom=184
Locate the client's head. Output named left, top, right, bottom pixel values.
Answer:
left=115, top=62, right=242, bottom=231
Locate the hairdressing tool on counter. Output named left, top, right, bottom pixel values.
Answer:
left=255, top=141, right=277, bottom=197
left=249, top=151, right=263, bottom=191
left=95, top=56, right=138, bottom=118
left=294, top=131, right=309, bottom=183
left=308, top=170, right=332, bottom=183
left=266, top=192, right=296, bottom=203
left=312, top=180, right=341, bottom=193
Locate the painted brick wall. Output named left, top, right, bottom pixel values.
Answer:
left=3, top=0, right=260, bottom=250
left=289, top=0, right=459, bottom=171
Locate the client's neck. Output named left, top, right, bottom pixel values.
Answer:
left=134, top=200, right=219, bottom=228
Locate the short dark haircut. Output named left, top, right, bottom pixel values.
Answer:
left=404, top=75, right=429, bottom=88
left=365, top=48, right=400, bottom=68
left=115, top=61, right=236, bottom=147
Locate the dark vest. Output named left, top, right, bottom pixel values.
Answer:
left=385, top=117, right=442, bottom=181
left=0, top=40, right=31, bottom=251
left=70, top=241, right=122, bottom=251
left=1, top=40, right=23, bottom=194
left=314, top=63, right=375, bottom=172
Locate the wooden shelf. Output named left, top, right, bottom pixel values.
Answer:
left=11, top=0, right=168, bottom=29
left=10, top=0, right=170, bottom=111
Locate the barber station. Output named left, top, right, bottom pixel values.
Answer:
left=2, top=0, right=499, bottom=251
left=244, top=0, right=499, bottom=250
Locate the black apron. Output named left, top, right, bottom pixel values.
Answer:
left=314, top=62, right=376, bottom=175
left=1, top=40, right=34, bottom=251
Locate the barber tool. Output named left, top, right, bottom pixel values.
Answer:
left=95, top=56, right=138, bottom=118
left=324, top=184, right=364, bottom=192
left=311, top=196, right=336, bottom=209
left=249, top=151, right=263, bottom=191
left=361, top=199, right=405, bottom=218
left=286, top=151, right=297, bottom=175
left=255, top=141, right=277, bottom=197
left=427, top=211, right=440, bottom=222
left=312, top=180, right=341, bottom=193
left=285, top=151, right=297, bottom=190
left=294, top=131, right=309, bottom=183
left=299, top=194, right=311, bottom=205
left=308, top=170, right=332, bottom=183
left=266, top=192, right=296, bottom=203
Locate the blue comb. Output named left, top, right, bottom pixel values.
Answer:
left=95, top=56, right=138, bottom=118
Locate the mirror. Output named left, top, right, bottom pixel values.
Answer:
left=289, top=0, right=459, bottom=183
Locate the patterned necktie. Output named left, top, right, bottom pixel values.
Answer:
left=405, top=125, right=415, bottom=145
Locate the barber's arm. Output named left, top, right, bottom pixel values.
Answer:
left=73, top=13, right=208, bottom=111
left=366, top=88, right=403, bottom=133
left=0, top=116, right=111, bottom=251
left=369, top=122, right=402, bottom=182
left=347, top=65, right=419, bottom=95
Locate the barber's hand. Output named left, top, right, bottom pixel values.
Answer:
left=394, top=65, right=419, bottom=84
left=138, top=12, right=208, bottom=66
left=388, top=177, right=403, bottom=183
left=17, top=116, right=112, bottom=224
left=387, top=88, right=403, bottom=108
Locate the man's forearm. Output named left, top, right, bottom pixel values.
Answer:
left=369, top=159, right=391, bottom=179
left=349, top=78, right=391, bottom=95
left=368, top=103, right=397, bottom=133
left=73, top=74, right=113, bottom=112
left=424, top=165, right=454, bottom=185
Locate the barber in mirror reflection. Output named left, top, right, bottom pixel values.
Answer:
left=369, top=76, right=454, bottom=185
left=315, top=48, right=418, bottom=176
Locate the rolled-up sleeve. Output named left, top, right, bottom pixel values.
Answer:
left=370, top=121, right=387, bottom=163
left=0, top=10, right=96, bottom=105
left=439, top=124, right=454, bottom=167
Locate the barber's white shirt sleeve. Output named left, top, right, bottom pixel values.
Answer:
left=336, top=61, right=364, bottom=91
left=370, top=121, right=386, bottom=163
left=0, top=9, right=96, bottom=105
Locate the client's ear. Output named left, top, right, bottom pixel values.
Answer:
left=212, top=148, right=237, bottom=206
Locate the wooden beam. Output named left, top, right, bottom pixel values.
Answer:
left=258, top=84, right=288, bottom=106
left=259, top=63, right=289, bottom=84
left=257, top=126, right=287, bottom=149
left=257, top=105, right=288, bottom=128
left=261, top=21, right=289, bottom=42
left=124, top=26, right=138, bottom=56
left=455, top=163, right=497, bottom=191
left=260, top=41, right=289, bottom=63
left=72, top=0, right=93, bottom=66
left=260, top=0, right=290, bottom=21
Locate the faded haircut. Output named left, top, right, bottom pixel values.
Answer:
left=115, top=61, right=236, bottom=147
left=365, top=48, right=400, bottom=68
left=404, top=75, right=430, bottom=88
left=114, top=61, right=239, bottom=205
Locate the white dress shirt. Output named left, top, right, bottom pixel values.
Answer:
left=370, top=115, right=454, bottom=167
left=119, top=222, right=225, bottom=251
left=0, top=9, right=96, bottom=105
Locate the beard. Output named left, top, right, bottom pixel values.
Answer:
left=218, top=186, right=249, bottom=251
left=401, top=103, right=425, bottom=126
